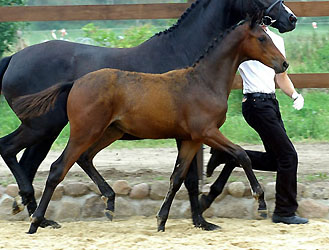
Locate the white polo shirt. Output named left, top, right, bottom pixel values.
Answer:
left=238, top=28, right=286, bottom=94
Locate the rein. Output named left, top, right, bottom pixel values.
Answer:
left=262, top=0, right=283, bottom=25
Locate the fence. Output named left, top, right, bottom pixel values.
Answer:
left=0, top=1, right=328, bottom=88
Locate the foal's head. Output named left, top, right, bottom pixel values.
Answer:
left=239, top=18, right=289, bottom=74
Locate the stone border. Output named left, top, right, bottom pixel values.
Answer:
left=0, top=181, right=328, bottom=222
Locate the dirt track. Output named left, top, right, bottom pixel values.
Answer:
left=0, top=218, right=328, bottom=250
left=0, top=144, right=328, bottom=249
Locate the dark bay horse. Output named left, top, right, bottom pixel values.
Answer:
left=0, top=0, right=296, bottom=228
left=14, top=18, right=288, bottom=234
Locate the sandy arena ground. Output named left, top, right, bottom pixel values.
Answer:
left=0, top=143, right=329, bottom=249
left=0, top=217, right=329, bottom=250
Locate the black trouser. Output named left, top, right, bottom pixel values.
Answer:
left=242, top=95, right=298, bottom=216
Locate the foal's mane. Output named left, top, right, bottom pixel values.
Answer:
left=192, top=20, right=246, bottom=67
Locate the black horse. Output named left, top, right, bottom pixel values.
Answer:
left=0, top=0, right=296, bottom=229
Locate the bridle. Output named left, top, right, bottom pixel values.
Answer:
left=262, top=0, right=283, bottom=26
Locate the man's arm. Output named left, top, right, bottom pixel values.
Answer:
left=275, top=72, right=304, bottom=110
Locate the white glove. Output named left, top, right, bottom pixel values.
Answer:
left=292, top=91, right=304, bottom=110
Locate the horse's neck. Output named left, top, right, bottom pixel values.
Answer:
left=194, top=28, right=246, bottom=97
left=138, top=0, right=246, bottom=67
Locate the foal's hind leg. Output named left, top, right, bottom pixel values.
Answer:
left=77, top=127, right=124, bottom=221
left=28, top=124, right=114, bottom=234
left=203, top=128, right=267, bottom=218
left=157, top=140, right=201, bottom=232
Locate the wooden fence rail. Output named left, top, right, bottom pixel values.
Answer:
left=0, top=1, right=328, bottom=22
left=0, top=1, right=328, bottom=89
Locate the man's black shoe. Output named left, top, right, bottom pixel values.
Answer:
left=272, top=214, right=308, bottom=224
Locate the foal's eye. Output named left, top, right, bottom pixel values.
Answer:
left=258, top=36, right=266, bottom=42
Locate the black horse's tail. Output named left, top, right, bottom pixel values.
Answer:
left=13, top=82, right=74, bottom=120
left=0, top=56, right=12, bottom=95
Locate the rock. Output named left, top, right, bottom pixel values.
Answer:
left=82, top=195, right=105, bottom=218
left=149, top=181, right=169, bottom=200
left=115, top=197, right=136, bottom=217
left=297, top=199, right=329, bottom=218
left=5, top=184, right=19, bottom=198
left=303, top=183, right=329, bottom=199
left=113, top=180, right=131, bottom=195
left=56, top=201, right=81, bottom=220
left=201, top=184, right=211, bottom=195
left=176, top=186, right=188, bottom=200
left=34, top=187, right=43, bottom=200
left=0, top=197, right=29, bottom=221
left=88, top=183, right=101, bottom=195
left=214, top=186, right=228, bottom=202
left=0, top=186, right=5, bottom=198
left=227, top=182, right=245, bottom=198
left=215, top=196, right=252, bottom=219
left=139, top=200, right=162, bottom=217
left=63, top=182, right=89, bottom=197
left=264, top=182, right=276, bottom=201
left=51, top=185, right=64, bottom=201
left=129, top=183, right=149, bottom=199
left=297, top=183, right=306, bottom=198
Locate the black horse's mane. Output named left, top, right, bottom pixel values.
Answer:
left=150, top=0, right=262, bottom=39
left=191, top=20, right=246, bottom=67
left=152, top=0, right=202, bottom=38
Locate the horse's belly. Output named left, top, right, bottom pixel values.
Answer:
left=115, top=117, right=190, bottom=140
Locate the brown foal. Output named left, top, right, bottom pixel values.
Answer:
left=15, top=18, right=288, bottom=234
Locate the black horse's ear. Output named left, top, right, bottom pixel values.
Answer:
left=250, top=11, right=264, bottom=28
left=253, top=0, right=265, bottom=9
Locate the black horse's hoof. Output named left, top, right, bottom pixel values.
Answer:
left=39, top=219, right=61, bottom=229
left=12, top=196, right=25, bottom=215
left=105, top=209, right=115, bottom=221
left=195, top=221, right=221, bottom=231
left=156, top=215, right=166, bottom=232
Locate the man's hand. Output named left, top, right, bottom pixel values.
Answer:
left=292, top=92, right=304, bottom=110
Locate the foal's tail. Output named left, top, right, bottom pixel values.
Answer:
left=13, top=82, right=74, bottom=120
left=0, top=56, right=12, bottom=95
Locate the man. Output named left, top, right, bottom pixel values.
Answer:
left=207, top=25, right=308, bottom=224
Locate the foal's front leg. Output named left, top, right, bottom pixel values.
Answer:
left=203, top=128, right=267, bottom=218
left=157, top=140, right=201, bottom=232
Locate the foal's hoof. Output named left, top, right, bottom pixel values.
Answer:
left=39, top=219, right=61, bottom=229
left=195, top=221, right=221, bottom=231
left=12, top=196, right=25, bottom=215
left=105, top=209, right=115, bottom=221
left=256, top=209, right=268, bottom=220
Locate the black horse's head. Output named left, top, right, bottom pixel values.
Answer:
left=255, top=0, right=297, bottom=33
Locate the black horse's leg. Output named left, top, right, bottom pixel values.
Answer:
left=157, top=140, right=201, bottom=232
left=0, top=125, right=40, bottom=214
left=184, top=156, right=220, bottom=230
left=200, top=162, right=234, bottom=213
left=19, top=138, right=62, bottom=229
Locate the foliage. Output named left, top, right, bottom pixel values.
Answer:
left=284, top=31, right=329, bottom=73
left=0, top=0, right=25, bottom=57
left=82, top=23, right=160, bottom=48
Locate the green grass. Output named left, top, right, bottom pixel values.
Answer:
left=1, top=89, right=328, bottom=149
